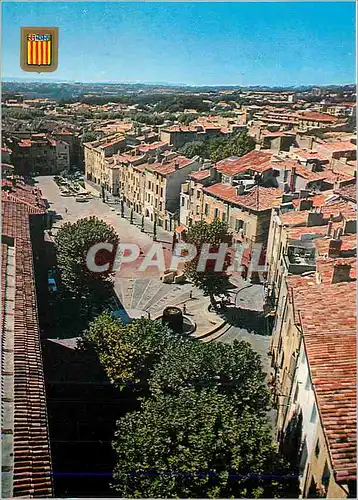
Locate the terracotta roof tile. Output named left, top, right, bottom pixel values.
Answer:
left=334, top=183, right=357, bottom=203
left=145, top=155, right=193, bottom=176
left=202, top=183, right=282, bottom=211
left=215, top=150, right=273, bottom=176
left=286, top=272, right=356, bottom=482
left=1, top=201, right=53, bottom=497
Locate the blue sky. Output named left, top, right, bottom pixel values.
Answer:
left=2, top=2, right=356, bottom=86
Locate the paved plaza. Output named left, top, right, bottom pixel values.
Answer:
left=37, top=176, right=271, bottom=372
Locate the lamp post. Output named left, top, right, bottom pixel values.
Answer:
left=141, top=214, right=145, bottom=232
left=120, top=199, right=124, bottom=217
left=130, top=208, right=134, bottom=224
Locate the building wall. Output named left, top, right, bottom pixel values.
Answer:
left=270, top=278, right=301, bottom=431
left=56, top=141, right=70, bottom=173
left=165, top=160, right=201, bottom=214
left=84, top=144, right=103, bottom=185
left=303, top=423, right=350, bottom=498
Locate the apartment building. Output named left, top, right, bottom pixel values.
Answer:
left=143, top=154, right=201, bottom=230
left=269, top=258, right=356, bottom=498
left=159, top=117, right=246, bottom=149
left=265, top=197, right=357, bottom=302
left=84, top=134, right=126, bottom=188
left=10, top=134, right=70, bottom=175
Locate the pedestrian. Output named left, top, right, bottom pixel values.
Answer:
left=183, top=303, right=187, bottom=315
left=65, top=207, right=68, bottom=214
left=189, top=290, right=193, bottom=300
left=147, top=312, right=151, bottom=320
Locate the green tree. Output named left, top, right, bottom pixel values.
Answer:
left=149, top=339, right=270, bottom=416
left=179, top=140, right=206, bottom=159
left=178, top=113, right=197, bottom=125
left=55, top=217, right=119, bottom=315
left=184, top=220, right=232, bottom=309
left=82, top=313, right=182, bottom=389
left=112, top=388, right=298, bottom=498
left=82, top=131, right=98, bottom=143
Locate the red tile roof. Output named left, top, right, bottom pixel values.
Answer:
left=280, top=200, right=356, bottom=226
left=315, top=234, right=357, bottom=257
left=189, top=168, right=211, bottom=181
left=319, top=141, right=356, bottom=153
left=145, top=155, right=194, bottom=176
left=215, top=150, right=273, bottom=176
left=298, top=111, right=338, bottom=122
left=287, top=272, right=356, bottom=482
left=1, top=182, right=47, bottom=214
left=2, top=201, right=53, bottom=497
left=137, top=141, right=169, bottom=153
left=334, top=183, right=357, bottom=203
left=289, top=148, right=329, bottom=162
left=202, top=183, right=282, bottom=212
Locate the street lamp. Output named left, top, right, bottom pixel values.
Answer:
left=141, top=214, right=145, bottom=232
left=120, top=199, right=124, bottom=217
left=130, top=208, right=134, bottom=224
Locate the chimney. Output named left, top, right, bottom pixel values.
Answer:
left=289, top=166, right=296, bottom=192
left=327, top=220, right=333, bottom=237
left=328, top=238, right=342, bottom=258
left=210, top=166, right=218, bottom=181
left=236, top=184, right=245, bottom=196
left=331, top=263, right=351, bottom=284
left=336, top=227, right=343, bottom=239
left=174, top=161, right=180, bottom=170
left=307, top=210, right=324, bottom=227
left=299, top=199, right=313, bottom=211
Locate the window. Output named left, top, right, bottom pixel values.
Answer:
left=315, top=439, right=320, bottom=458
left=197, top=191, right=201, bottom=199
left=204, top=204, right=209, bottom=215
left=280, top=353, right=284, bottom=369
left=305, top=374, right=311, bottom=391
left=160, top=187, right=163, bottom=197
left=214, top=208, right=219, bottom=218
left=235, top=219, right=244, bottom=232
left=322, top=462, right=330, bottom=490
left=310, top=404, right=317, bottom=424
left=156, top=185, right=159, bottom=194
left=222, top=212, right=226, bottom=222
left=289, top=352, right=296, bottom=376
left=181, top=197, right=185, bottom=207
left=278, top=334, right=283, bottom=353
left=293, top=384, right=299, bottom=403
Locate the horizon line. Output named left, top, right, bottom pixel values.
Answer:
left=3, top=78, right=356, bottom=89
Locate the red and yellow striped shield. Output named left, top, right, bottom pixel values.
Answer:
left=27, top=34, right=52, bottom=65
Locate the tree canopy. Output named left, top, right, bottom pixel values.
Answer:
left=149, top=339, right=270, bottom=416
left=184, top=220, right=232, bottom=307
left=112, top=388, right=297, bottom=498
left=179, top=131, right=255, bottom=162
left=83, top=313, right=183, bottom=389
left=55, top=217, right=119, bottom=313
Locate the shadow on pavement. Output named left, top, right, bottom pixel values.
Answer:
left=221, top=306, right=269, bottom=335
